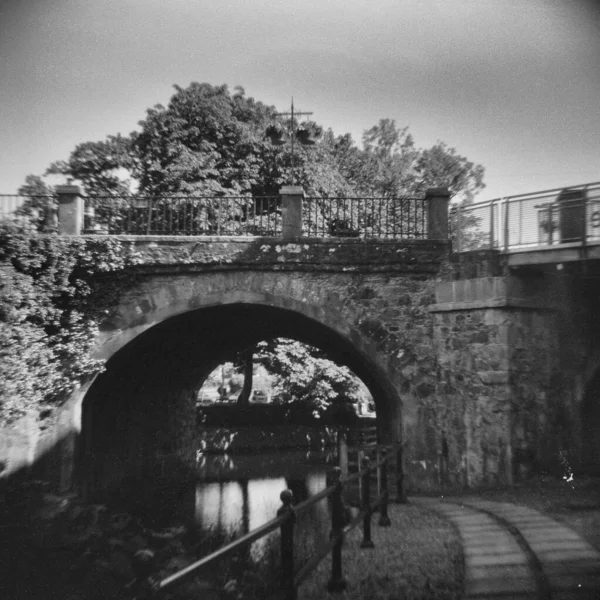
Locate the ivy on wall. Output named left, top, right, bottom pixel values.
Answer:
left=0, top=222, right=141, bottom=425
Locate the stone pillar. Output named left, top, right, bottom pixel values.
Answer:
left=56, top=184, right=84, bottom=235
left=426, top=188, right=450, bottom=240
left=280, top=185, right=304, bottom=238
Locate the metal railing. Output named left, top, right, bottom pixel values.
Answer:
left=145, top=449, right=391, bottom=599
left=454, top=181, right=600, bottom=252
left=1, top=194, right=430, bottom=239
left=0, top=195, right=55, bottom=222
left=85, top=195, right=282, bottom=236
left=304, top=196, right=427, bottom=239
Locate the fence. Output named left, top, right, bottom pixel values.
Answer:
left=85, top=195, right=282, bottom=236
left=454, top=181, right=600, bottom=252
left=0, top=195, right=52, bottom=222
left=304, top=196, right=427, bottom=239
left=145, top=449, right=391, bottom=599
left=0, top=192, right=434, bottom=240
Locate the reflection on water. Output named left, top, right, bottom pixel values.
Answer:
left=194, top=451, right=334, bottom=559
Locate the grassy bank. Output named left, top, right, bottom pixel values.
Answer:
left=298, top=503, right=464, bottom=600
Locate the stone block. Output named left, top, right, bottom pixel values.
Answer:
left=478, top=370, right=510, bottom=385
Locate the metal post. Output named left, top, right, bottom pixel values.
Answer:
left=277, top=489, right=296, bottom=600
left=456, top=205, right=462, bottom=252
left=338, top=430, right=348, bottom=479
left=360, top=457, right=375, bottom=548
left=217, top=200, right=222, bottom=236
left=357, top=449, right=364, bottom=501
left=327, top=467, right=347, bottom=593
left=378, top=450, right=391, bottom=526
left=503, top=199, right=509, bottom=252
left=396, top=443, right=406, bottom=503
left=490, top=200, right=495, bottom=248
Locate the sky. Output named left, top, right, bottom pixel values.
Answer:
left=0, top=0, right=599, bottom=201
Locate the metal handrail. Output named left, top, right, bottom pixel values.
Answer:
left=454, top=180, right=600, bottom=252
left=147, top=450, right=391, bottom=598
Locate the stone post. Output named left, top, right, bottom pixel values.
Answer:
left=56, top=184, right=84, bottom=235
left=426, top=188, right=450, bottom=240
left=280, top=185, right=304, bottom=239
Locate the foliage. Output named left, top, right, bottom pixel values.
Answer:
left=45, top=134, right=135, bottom=197
left=14, top=175, right=57, bottom=231
left=0, top=223, right=141, bottom=425
left=26, top=82, right=485, bottom=240
left=253, top=338, right=362, bottom=413
left=132, top=83, right=275, bottom=197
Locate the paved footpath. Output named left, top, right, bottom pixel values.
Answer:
left=412, top=497, right=600, bottom=600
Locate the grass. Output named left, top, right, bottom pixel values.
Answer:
left=298, top=503, right=464, bottom=600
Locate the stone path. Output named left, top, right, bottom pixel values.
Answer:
left=412, top=497, right=600, bottom=599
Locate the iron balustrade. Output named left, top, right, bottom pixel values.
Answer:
left=83, top=195, right=282, bottom=236
left=453, top=181, right=600, bottom=252
left=304, top=196, right=427, bottom=239
left=1, top=193, right=431, bottom=240
left=145, top=449, right=392, bottom=599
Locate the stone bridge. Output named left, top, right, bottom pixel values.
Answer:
left=6, top=185, right=600, bottom=506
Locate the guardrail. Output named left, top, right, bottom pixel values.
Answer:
left=454, top=181, right=600, bottom=252
left=144, top=449, right=391, bottom=599
left=0, top=190, right=444, bottom=241
left=84, top=195, right=282, bottom=236
left=304, top=196, right=427, bottom=239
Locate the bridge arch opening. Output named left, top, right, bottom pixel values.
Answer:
left=79, top=302, right=402, bottom=504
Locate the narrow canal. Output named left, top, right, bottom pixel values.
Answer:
left=194, top=449, right=336, bottom=560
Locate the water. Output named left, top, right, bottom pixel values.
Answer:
left=194, top=450, right=336, bottom=560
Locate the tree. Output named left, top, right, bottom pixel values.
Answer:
left=29, top=82, right=485, bottom=237
left=413, top=141, right=485, bottom=204
left=132, top=83, right=276, bottom=196
left=358, top=119, right=420, bottom=196
left=256, top=338, right=362, bottom=412
left=15, top=175, right=56, bottom=231
left=46, top=134, right=135, bottom=196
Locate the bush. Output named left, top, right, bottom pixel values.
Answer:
left=0, top=224, right=141, bottom=425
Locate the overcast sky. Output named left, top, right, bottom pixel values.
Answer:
left=1, top=0, right=599, bottom=200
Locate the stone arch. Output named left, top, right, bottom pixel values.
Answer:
left=79, top=269, right=436, bottom=502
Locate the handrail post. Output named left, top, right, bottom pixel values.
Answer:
left=456, top=204, right=462, bottom=252
left=490, top=200, right=495, bottom=248
left=338, top=429, right=348, bottom=479
left=396, top=442, right=406, bottom=503
left=503, top=198, right=509, bottom=252
left=360, top=456, right=375, bottom=548
left=327, top=467, right=347, bottom=593
left=378, top=449, right=391, bottom=526
left=357, top=448, right=364, bottom=501
left=277, top=489, right=296, bottom=600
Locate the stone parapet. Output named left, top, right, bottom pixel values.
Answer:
left=95, top=235, right=449, bottom=274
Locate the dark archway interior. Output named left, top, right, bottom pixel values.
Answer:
left=80, top=303, right=400, bottom=500
left=582, top=368, right=600, bottom=474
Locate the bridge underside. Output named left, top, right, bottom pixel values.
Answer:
left=79, top=303, right=400, bottom=506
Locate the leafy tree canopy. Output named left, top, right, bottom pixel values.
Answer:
left=28, top=82, right=484, bottom=203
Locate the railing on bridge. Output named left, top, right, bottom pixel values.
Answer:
left=144, top=450, right=391, bottom=599
left=0, top=193, right=430, bottom=240
left=304, top=196, right=427, bottom=239
left=454, top=181, right=600, bottom=252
